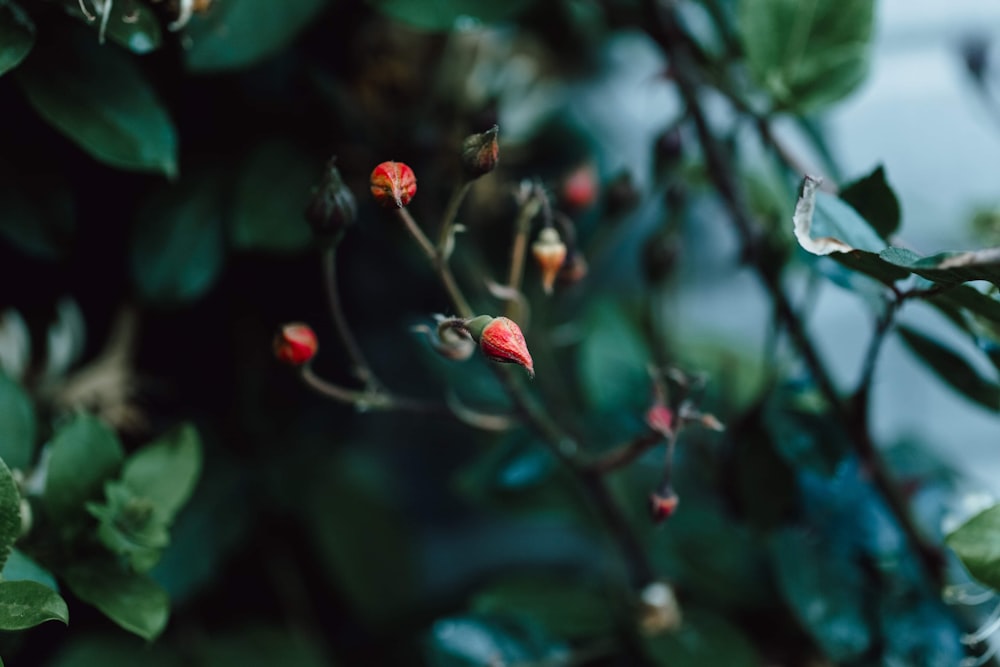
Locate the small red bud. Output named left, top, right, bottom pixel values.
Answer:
left=370, top=161, right=417, bottom=208
left=649, top=489, right=679, bottom=523
left=645, top=404, right=674, bottom=437
left=465, top=315, right=534, bottom=378
left=531, top=227, right=567, bottom=295
left=562, top=162, right=598, bottom=210
left=461, top=125, right=500, bottom=178
left=273, top=323, right=318, bottom=366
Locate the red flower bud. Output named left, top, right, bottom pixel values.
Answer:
left=649, top=489, right=679, bottom=523
left=370, top=161, right=417, bottom=208
left=562, top=162, right=598, bottom=210
left=461, top=125, right=500, bottom=178
left=273, top=323, right=318, bottom=366
left=465, top=315, right=534, bottom=378
left=532, top=228, right=567, bottom=295
left=645, top=404, right=674, bottom=437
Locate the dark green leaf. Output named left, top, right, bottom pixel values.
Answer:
left=738, top=0, right=874, bottom=112
left=183, top=0, right=327, bottom=72
left=0, top=580, right=68, bottom=630
left=577, top=301, right=650, bottom=412
left=0, top=160, right=75, bottom=260
left=897, top=325, right=1000, bottom=411
left=64, top=561, right=169, bottom=640
left=48, top=637, right=183, bottom=667
left=42, top=414, right=124, bottom=521
left=732, top=410, right=796, bottom=531
left=770, top=527, right=872, bottom=662
left=121, top=423, right=202, bottom=520
left=426, top=615, right=564, bottom=667
left=766, top=400, right=848, bottom=476
left=1, top=548, right=58, bottom=591
left=0, top=373, right=34, bottom=470
left=470, top=575, right=617, bottom=640
left=100, top=2, right=162, bottom=54
left=643, top=607, right=760, bottom=667
left=88, top=481, right=170, bottom=572
left=880, top=246, right=1000, bottom=287
left=196, top=626, right=330, bottom=667
left=130, top=172, right=227, bottom=305
left=946, top=503, right=1000, bottom=592
left=933, top=285, right=1000, bottom=326
left=17, top=28, right=176, bottom=176
left=0, top=457, right=20, bottom=573
left=0, top=1, right=34, bottom=77
left=370, top=0, right=536, bottom=31
left=231, top=141, right=317, bottom=253
left=840, top=165, right=900, bottom=240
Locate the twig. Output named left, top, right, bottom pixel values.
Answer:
left=321, top=246, right=381, bottom=390
left=505, top=188, right=544, bottom=318
left=438, top=180, right=472, bottom=254
left=588, top=433, right=663, bottom=473
left=298, top=365, right=446, bottom=415
left=396, top=207, right=473, bottom=317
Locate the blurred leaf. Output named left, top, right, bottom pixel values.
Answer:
left=100, top=1, right=162, bottom=54
left=946, top=503, right=1000, bottom=592
left=880, top=246, right=1000, bottom=287
left=370, top=0, right=536, bottom=31
left=131, top=173, right=227, bottom=305
left=196, top=626, right=330, bottom=667
left=0, top=1, right=34, bottom=77
left=0, top=580, right=68, bottom=630
left=0, top=161, right=74, bottom=260
left=307, top=452, right=416, bottom=623
left=577, top=301, right=650, bottom=412
left=16, top=27, right=177, bottom=176
left=0, top=372, right=34, bottom=470
left=770, top=527, right=872, bottom=662
left=1, top=548, right=58, bottom=591
left=932, top=285, right=1000, bottom=326
left=426, top=614, right=566, bottom=667
left=897, top=326, right=999, bottom=411
left=732, top=410, right=796, bottom=531
left=231, top=141, right=317, bottom=253
left=88, top=481, right=170, bottom=572
left=469, top=575, right=617, bottom=640
left=738, top=0, right=874, bottom=112
left=42, top=414, right=124, bottom=521
left=64, top=560, right=169, bottom=640
left=766, top=399, right=848, bottom=476
left=183, top=0, right=327, bottom=72
left=48, top=636, right=183, bottom=667
left=840, top=165, right=900, bottom=240
left=643, top=607, right=760, bottom=667
left=0, top=457, right=19, bottom=573
left=121, top=423, right=202, bottom=520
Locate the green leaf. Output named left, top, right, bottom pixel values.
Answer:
left=897, top=326, right=999, bottom=411
left=738, top=0, right=875, bottom=112
left=577, top=301, right=650, bottom=412
left=196, top=626, right=330, bottom=667
left=0, top=580, right=68, bottom=630
left=0, top=372, right=35, bottom=470
left=0, top=160, right=75, bottom=260
left=2, top=548, right=58, bottom=591
left=130, top=173, right=227, bottom=305
left=0, top=1, right=34, bottom=77
left=769, top=527, right=872, bottom=661
left=122, top=424, right=202, bottom=520
left=370, top=0, right=537, bottom=31
left=426, top=615, right=565, bottom=667
left=183, top=0, right=327, bottom=72
left=231, top=141, right=317, bottom=253
left=88, top=481, right=170, bottom=572
left=48, top=637, right=183, bottom=667
left=880, top=246, right=1000, bottom=288
left=840, top=165, right=900, bottom=240
left=100, top=2, right=162, bottom=54
left=643, top=607, right=760, bottom=667
left=16, top=27, right=177, bottom=176
left=42, top=414, right=124, bottom=521
left=946, top=503, right=1000, bottom=592
left=64, top=561, right=169, bottom=640
left=469, top=575, right=617, bottom=640
left=0, top=458, right=20, bottom=573
left=934, top=285, right=1000, bottom=326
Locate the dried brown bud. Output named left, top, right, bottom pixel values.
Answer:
left=461, top=125, right=500, bottom=178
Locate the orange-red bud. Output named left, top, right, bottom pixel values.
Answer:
left=649, top=489, right=679, bottom=523
left=370, top=161, right=417, bottom=208
left=645, top=404, right=674, bottom=437
left=273, top=323, right=318, bottom=366
left=562, top=162, right=598, bottom=210
left=465, top=315, right=534, bottom=378
left=532, top=227, right=567, bottom=295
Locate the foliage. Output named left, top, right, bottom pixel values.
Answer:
left=0, top=0, right=997, bottom=665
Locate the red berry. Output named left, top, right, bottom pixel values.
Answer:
left=274, top=323, right=318, bottom=366
left=370, top=161, right=417, bottom=208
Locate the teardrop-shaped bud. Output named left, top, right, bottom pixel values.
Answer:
left=370, top=161, right=417, bottom=208
left=305, top=157, right=357, bottom=240
left=461, top=125, right=500, bottom=178
left=274, top=323, right=318, bottom=366
left=532, top=227, right=567, bottom=295
left=465, top=315, right=534, bottom=378
left=649, top=488, right=679, bottom=523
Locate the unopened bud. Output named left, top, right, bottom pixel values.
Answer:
left=464, top=315, right=534, bottom=378
left=557, top=251, right=588, bottom=286
left=531, top=227, right=567, bottom=295
left=461, top=125, right=500, bottom=178
left=305, top=157, right=356, bottom=240
left=606, top=170, right=640, bottom=217
left=642, top=234, right=678, bottom=285
left=638, top=580, right=682, bottom=635
left=370, top=161, right=417, bottom=208
left=414, top=317, right=476, bottom=361
left=645, top=404, right=674, bottom=437
left=562, top=162, right=598, bottom=210
left=655, top=127, right=684, bottom=173
left=273, top=323, right=318, bottom=366
left=649, top=488, right=679, bottom=523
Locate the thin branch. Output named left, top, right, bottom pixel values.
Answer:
left=321, top=247, right=381, bottom=390
left=438, top=180, right=472, bottom=254
left=298, top=365, right=446, bottom=415
left=587, top=432, right=663, bottom=473
left=396, top=207, right=474, bottom=317
left=505, top=188, right=544, bottom=318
